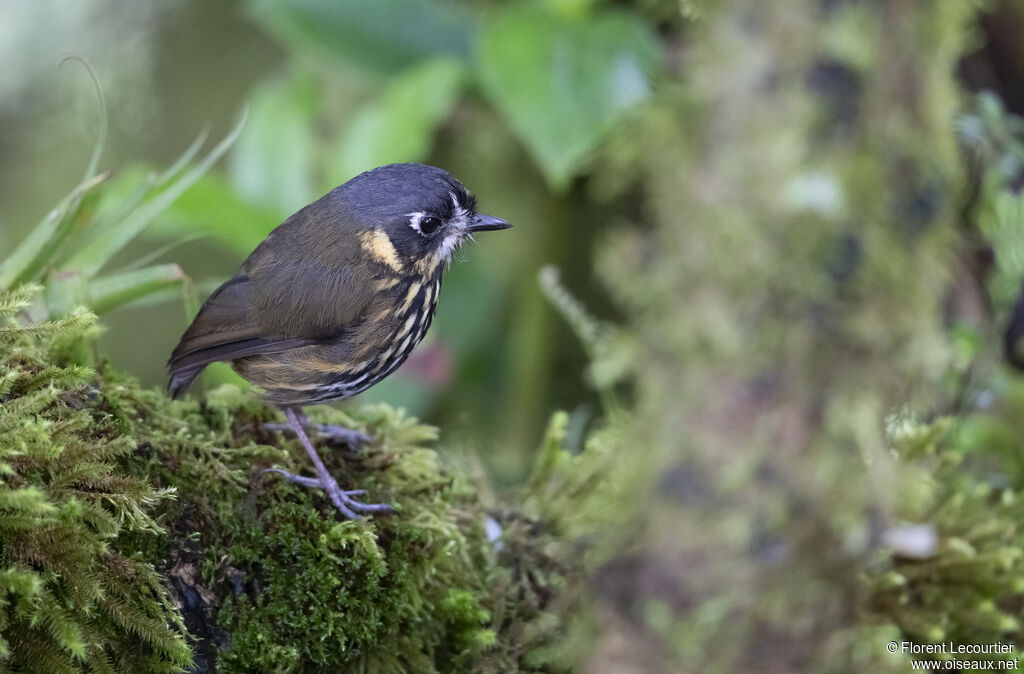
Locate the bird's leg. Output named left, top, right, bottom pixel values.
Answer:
left=263, top=407, right=392, bottom=518
left=295, top=408, right=374, bottom=447
left=261, top=409, right=372, bottom=448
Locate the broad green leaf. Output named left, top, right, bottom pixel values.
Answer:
left=147, top=172, right=281, bottom=256
left=477, top=6, right=660, bottom=189
left=333, top=59, right=466, bottom=181
left=88, top=264, right=186, bottom=314
left=248, top=0, right=474, bottom=74
left=64, top=112, right=246, bottom=277
left=229, top=76, right=316, bottom=216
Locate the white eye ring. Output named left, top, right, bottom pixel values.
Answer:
left=407, top=212, right=442, bottom=236
left=407, top=212, right=426, bottom=233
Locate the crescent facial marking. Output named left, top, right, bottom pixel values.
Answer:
left=360, top=229, right=404, bottom=272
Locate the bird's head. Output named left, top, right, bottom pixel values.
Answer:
left=338, top=163, right=511, bottom=276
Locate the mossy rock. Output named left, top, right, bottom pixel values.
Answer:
left=0, top=287, right=576, bottom=673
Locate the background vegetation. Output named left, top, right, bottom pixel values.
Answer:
left=5, top=0, right=1024, bottom=671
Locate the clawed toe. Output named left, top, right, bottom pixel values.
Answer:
left=260, top=408, right=391, bottom=519
left=313, top=424, right=373, bottom=448
left=262, top=468, right=323, bottom=489
left=261, top=468, right=364, bottom=495
left=262, top=468, right=391, bottom=519
left=260, top=420, right=372, bottom=449
left=327, top=480, right=393, bottom=515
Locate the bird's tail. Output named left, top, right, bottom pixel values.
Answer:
left=168, top=366, right=204, bottom=399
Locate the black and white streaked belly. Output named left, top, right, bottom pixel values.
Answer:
left=286, top=278, right=441, bottom=405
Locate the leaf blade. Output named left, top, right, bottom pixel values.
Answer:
left=333, top=58, right=467, bottom=181
left=88, top=264, right=187, bottom=315
left=228, top=77, right=316, bottom=215
left=0, top=173, right=108, bottom=289
left=476, top=6, right=660, bottom=189
left=63, top=111, right=247, bottom=277
left=248, top=0, right=474, bottom=74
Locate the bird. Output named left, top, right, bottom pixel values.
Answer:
left=167, top=163, right=511, bottom=518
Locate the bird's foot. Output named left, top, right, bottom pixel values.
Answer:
left=261, top=422, right=372, bottom=448
left=262, top=468, right=392, bottom=519
left=311, top=423, right=373, bottom=448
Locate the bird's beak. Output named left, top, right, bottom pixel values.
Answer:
left=468, top=214, right=512, bottom=232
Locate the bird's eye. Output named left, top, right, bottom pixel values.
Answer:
left=419, top=216, right=442, bottom=235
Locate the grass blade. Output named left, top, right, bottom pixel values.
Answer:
left=114, top=233, right=208, bottom=273
left=154, top=127, right=210, bottom=186
left=63, top=110, right=247, bottom=277
left=0, top=173, right=107, bottom=289
left=56, top=128, right=210, bottom=269
left=88, top=264, right=186, bottom=314
left=60, top=56, right=107, bottom=185
left=0, top=60, right=109, bottom=289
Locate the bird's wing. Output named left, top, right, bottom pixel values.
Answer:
left=167, top=249, right=378, bottom=396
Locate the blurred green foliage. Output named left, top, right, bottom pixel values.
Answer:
left=120, top=0, right=665, bottom=479
left=8, top=0, right=1024, bottom=672
left=0, top=64, right=245, bottom=323
left=250, top=0, right=475, bottom=75
left=860, top=87, right=1024, bottom=651
left=562, top=0, right=1024, bottom=671
left=476, top=4, right=658, bottom=188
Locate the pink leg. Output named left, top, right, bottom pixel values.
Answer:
left=263, top=407, right=392, bottom=519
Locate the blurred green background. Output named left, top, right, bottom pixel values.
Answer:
left=9, top=1, right=1024, bottom=670
left=0, top=0, right=660, bottom=484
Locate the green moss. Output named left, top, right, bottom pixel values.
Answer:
left=207, top=462, right=490, bottom=671
left=0, top=283, right=594, bottom=672
left=0, top=286, right=190, bottom=673
left=860, top=405, right=1024, bottom=666
left=572, top=0, right=1022, bottom=670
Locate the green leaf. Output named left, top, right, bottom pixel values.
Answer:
left=63, top=113, right=247, bottom=277
left=477, top=6, right=660, bottom=188
left=0, top=173, right=107, bottom=289
left=44, top=271, right=91, bottom=318
left=0, top=58, right=112, bottom=290
left=14, top=58, right=112, bottom=285
left=333, top=58, right=466, bottom=181
left=148, top=172, right=281, bottom=256
left=108, top=276, right=224, bottom=313
left=88, top=264, right=186, bottom=314
left=58, top=129, right=206, bottom=270
left=248, top=0, right=474, bottom=74
left=60, top=57, right=108, bottom=185
left=82, top=128, right=210, bottom=248
left=229, top=76, right=316, bottom=216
